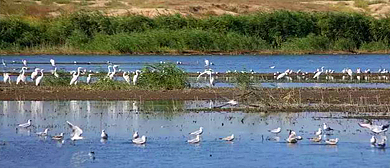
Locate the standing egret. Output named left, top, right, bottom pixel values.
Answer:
left=22, top=59, right=27, bottom=66
left=209, top=75, right=215, bottom=87
left=106, top=65, right=112, bottom=78
left=31, top=68, right=40, bottom=81
left=313, top=67, right=324, bottom=79
left=70, top=67, right=83, bottom=85
left=132, top=70, right=140, bottom=85
left=50, top=59, right=55, bottom=67
left=109, top=65, right=119, bottom=80
left=3, top=73, right=11, bottom=84
left=53, top=67, right=59, bottom=78
left=35, top=69, right=44, bottom=86
left=86, top=74, right=93, bottom=84
left=123, top=71, right=130, bottom=84
left=16, top=67, right=27, bottom=85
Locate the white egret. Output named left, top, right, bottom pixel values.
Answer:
left=86, top=74, right=93, bottom=84
left=219, top=134, right=234, bottom=141
left=313, top=67, right=324, bottom=79
left=132, top=70, right=140, bottom=85
left=133, top=131, right=139, bottom=139
left=52, top=67, right=59, bottom=78
left=190, top=127, right=203, bottom=135
left=197, top=69, right=212, bottom=81
left=109, top=65, right=119, bottom=80
left=52, top=133, right=64, bottom=140
left=22, top=59, right=27, bottom=66
left=66, top=121, right=83, bottom=141
left=123, top=71, right=130, bottom=84
left=50, top=59, right=55, bottom=67
left=106, top=65, right=112, bottom=78
left=188, top=135, right=201, bottom=144
left=101, top=130, right=108, bottom=140
left=132, top=135, right=147, bottom=144
left=35, top=69, right=44, bottom=86
left=3, top=73, right=11, bottom=84
left=70, top=67, right=83, bottom=85
left=31, top=68, right=40, bottom=80
left=16, top=67, right=27, bottom=85
left=36, top=128, right=49, bottom=136
left=209, top=75, right=215, bottom=87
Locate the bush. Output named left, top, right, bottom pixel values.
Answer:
left=281, top=34, right=330, bottom=51
left=138, top=63, right=188, bottom=90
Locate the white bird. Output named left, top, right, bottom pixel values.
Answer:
left=358, top=122, right=389, bottom=134
left=70, top=67, right=83, bottom=85
left=133, top=131, right=139, bottom=139
left=286, top=131, right=298, bottom=143
left=18, top=119, right=32, bottom=128
left=219, top=134, right=234, bottom=141
left=209, top=75, right=215, bottom=87
left=36, top=128, right=49, bottom=136
left=2, top=59, right=6, bottom=67
left=270, top=66, right=275, bottom=69
left=370, top=136, right=376, bottom=145
left=190, top=127, right=203, bottom=135
left=276, top=72, right=287, bottom=80
left=123, top=71, right=130, bottom=84
left=50, top=59, right=55, bottom=67
left=101, top=130, right=108, bottom=139
left=269, top=127, right=281, bottom=134
left=132, top=70, right=140, bottom=85
left=16, top=67, right=27, bottom=85
left=308, top=135, right=322, bottom=142
left=197, top=69, right=213, bottom=81
left=325, top=138, right=339, bottom=145
left=3, top=73, right=11, bottom=84
left=377, top=136, right=387, bottom=148
left=313, top=67, right=324, bottom=79
left=66, top=121, right=83, bottom=141
left=315, top=128, right=322, bottom=136
left=31, top=68, right=40, bottom=80
left=86, top=74, right=93, bottom=84
left=52, top=133, right=64, bottom=140
left=106, top=65, right=112, bottom=78
left=205, top=59, right=210, bottom=67
left=22, top=59, right=27, bottom=66
left=132, top=135, right=147, bottom=144
left=188, top=135, right=201, bottom=144
left=52, top=67, right=59, bottom=78
left=323, top=123, right=334, bottom=131
left=35, top=69, right=44, bottom=86
left=109, top=65, right=119, bottom=80
left=346, top=68, right=353, bottom=77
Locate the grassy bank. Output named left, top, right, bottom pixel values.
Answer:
left=2, top=11, right=390, bottom=54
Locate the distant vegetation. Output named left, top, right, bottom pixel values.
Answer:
left=1, top=11, right=390, bottom=54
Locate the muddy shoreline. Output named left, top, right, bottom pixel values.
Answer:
left=2, top=86, right=390, bottom=113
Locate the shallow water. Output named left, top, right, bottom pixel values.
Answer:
left=2, top=54, right=390, bottom=73
left=0, top=101, right=389, bottom=168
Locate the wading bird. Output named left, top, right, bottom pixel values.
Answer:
left=35, top=69, right=44, bottom=86
left=31, top=68, right=40, bottom=81
left=3, top=73, right=11, bottom=84
left=132, top=70, right=141, bottom=85
left=16, top=67, right=28, bottom=85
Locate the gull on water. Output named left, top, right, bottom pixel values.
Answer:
left=66, top=121, right=83, bottom=141
left=188, top=135, right=201, bottom=144
left=325, top=138, right=339, bottom=145
left=308, top=135, right=322, bottom=142
left=36, top=128, right=49, bottom=136
left=315, top=128, right=322, bottom=136
left=101, top=130, right=108, bottom=140
left=370, top=136, right=377, bottom=145
left=18, top=119, right=32, bottom=128
left=132, top=135, right=147, bottom=144
left=52, top=133, right=64, bottom=140
left=323, top=123, right=334, bottom=131
left=220, top=134, right=234, bottom=141
left=269, top=127, right=281, bottom=134
left=133, top=131, right=139, bottom=139
left=358, top=122, right=389, bottom=134
left=190, top=127, right=203, bottom=135
left=377, top=136, right=387, bottom=148
left=286, top=130, right=298, bottom=143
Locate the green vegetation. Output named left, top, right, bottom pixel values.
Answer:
left=2, top=11, right=390, bottom=54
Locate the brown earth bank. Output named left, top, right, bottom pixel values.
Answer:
left=3, top=86, right=390, bottom=112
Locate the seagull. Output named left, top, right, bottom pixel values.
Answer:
left=133, top=131, right=139, bottom=139
left=325, top=138, right=339, bottom=145
left=190, top=127, right=203, bottom=135
left=132, top=135, right=147, bottom=144
left=18, top=119, right=32, bottom=128
left=101, top=130, right=108, bottom=140
left=219, top=134, right=234, bottom=141
left=358, top=122, right=389, bottom=134
left=323, top=123, right=334, bottom=131
left=188, top=135, right=201, bottom=144
left=286, top=130, right=298, bottom=143
left=269, top=127, right=281, bottom=134
left=52, top=133, right=64, bottom=140
left=66, top=121, right=83, bottom=141
left=370, top=136, right=376, bottom=145
left=377, top=136, right=387, bottom=148
left=308, top=135, right=322, bottom=142
left=315, top=128, right=322, bottom=136
left=36, top=128, right=49, bottom=136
